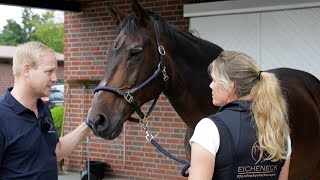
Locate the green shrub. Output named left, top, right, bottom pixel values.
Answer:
left=50, top=106, right=64, bottom=137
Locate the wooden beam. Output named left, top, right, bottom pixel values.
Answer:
left=0, top=0, right=82, bottom=12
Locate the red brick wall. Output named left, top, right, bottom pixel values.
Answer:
left=57, top=63, right=64, bottom=82
left=54, top=64, right=64, bottom=84
left=0, top=63, right=14, bottom=95
left=63, top=0, right=193, bottom=179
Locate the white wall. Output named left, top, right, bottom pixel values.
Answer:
left=185, top=1, right=320, bottom=79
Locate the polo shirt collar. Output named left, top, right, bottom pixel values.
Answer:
left=5, top=87, right=46, bottom=115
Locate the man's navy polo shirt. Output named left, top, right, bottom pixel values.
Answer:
left=0, top=88, right=59, bottom=179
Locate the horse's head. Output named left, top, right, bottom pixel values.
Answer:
left=87, top=0, right=168, bottom=140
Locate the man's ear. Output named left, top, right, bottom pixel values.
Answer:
left=23, top=64, right=31, bottom=77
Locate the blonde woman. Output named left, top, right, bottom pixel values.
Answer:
left=189, top=51, right=291, bottom=180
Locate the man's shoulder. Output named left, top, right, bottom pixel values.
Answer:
left=0, top=96, right=10, bottom=132
left=0, top=94, right=5, bottom=103
left=0, top=93, right=10, bottom=106
left=0, top=95, right=14, bottom=124
left=0, top=95, right=9, bottom=112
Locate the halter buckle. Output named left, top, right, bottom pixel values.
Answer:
left=124, top=93, right=133, bottom=103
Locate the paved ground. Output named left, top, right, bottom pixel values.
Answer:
left=58, top=171, right=125, bottom=180
left=58, top=172, right=79, bottom=180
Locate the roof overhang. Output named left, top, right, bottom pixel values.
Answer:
left=0, top=0, right=85, bottom=12
left=0, top=45, right=64, bottom=64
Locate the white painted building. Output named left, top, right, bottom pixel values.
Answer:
left=184, top=0, right=320, bottom=79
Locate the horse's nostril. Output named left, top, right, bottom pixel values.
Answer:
left=94, top=114, right=107, bottom=129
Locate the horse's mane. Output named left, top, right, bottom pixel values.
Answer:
left=119, top=10, right=201, bottom=41
left=119, top=10, right=223, bottom=66
left=119, top=11, right=223, bottom=77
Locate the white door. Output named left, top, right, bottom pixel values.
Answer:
left=186, top=3, right=320, bottom=79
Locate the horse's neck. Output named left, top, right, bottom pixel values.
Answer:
left=163, top=31, right=222, bottom=128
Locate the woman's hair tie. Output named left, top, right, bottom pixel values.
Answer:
left=257, top=71, right=263, bottom=80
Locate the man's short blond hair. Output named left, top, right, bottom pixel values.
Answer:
left=12, top=41, right=55, bottom=76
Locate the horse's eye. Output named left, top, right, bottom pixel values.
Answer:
left=128, top=49, right=142, bottom=60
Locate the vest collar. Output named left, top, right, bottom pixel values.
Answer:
left=217, top=100, right=250, bottom=113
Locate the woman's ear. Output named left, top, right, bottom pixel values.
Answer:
left=227, top=81, right=239, bottom=103
left=229, top=81, right=238, bottom=95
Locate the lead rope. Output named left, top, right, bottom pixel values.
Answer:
left=137, top=17, right=190, bottom=177
left=141, top=123, right=190, bottom=177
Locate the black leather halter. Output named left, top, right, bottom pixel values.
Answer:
left=93, top=17, right=169, bottom=124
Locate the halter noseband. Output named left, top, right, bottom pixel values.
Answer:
left=93, top=17, right=168, bottom=124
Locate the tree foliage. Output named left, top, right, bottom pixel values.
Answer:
left=0, top=8, right=64, bottom=53
left=0, top=20, right=25, bottom=45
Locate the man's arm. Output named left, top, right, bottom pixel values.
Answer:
left=55, top=122, right=91, bottom=161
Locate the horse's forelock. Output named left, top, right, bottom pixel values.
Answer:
left=118, top=12, right=171, bottom=38
left=118, top=16, right=138, bottom=37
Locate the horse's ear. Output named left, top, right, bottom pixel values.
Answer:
left=132, top=0, right=148, bottom=26
left=107, top=3, right=126, bottom=26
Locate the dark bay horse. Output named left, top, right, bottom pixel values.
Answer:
left=87, top=0, right=320, bottom=179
